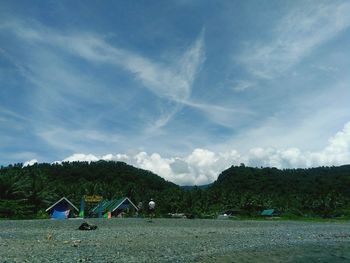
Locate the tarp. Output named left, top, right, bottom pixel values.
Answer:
left=51, top=202, right=70, bottom=219
left=52, top=209, right=70, bottom=219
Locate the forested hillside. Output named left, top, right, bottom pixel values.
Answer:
left=0, top=161, right=180, bottom=218
left=1, top=161, right=350, bottom=219
left=209, top=165, right=350, bottom=217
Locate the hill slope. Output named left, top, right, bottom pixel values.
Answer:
left=1, top=162, right=350, bottom=218
left=207, top=165, right=350, bottom=216
left=0, top=161, right=179, bottom=218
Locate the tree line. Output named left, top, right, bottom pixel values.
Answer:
left=0, top=161, right=349, bottom=219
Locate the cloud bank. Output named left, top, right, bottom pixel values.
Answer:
left=29, top=122, right=350, bottom=186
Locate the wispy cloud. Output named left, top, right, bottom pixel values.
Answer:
left=0, top=107, right=28, bottom=124
left=37, top=127, right=124, bottom=153
left=3, top=20, right=206, bottom=130
left=2, top=19, right=248, bottom=136
left=181, top=99, right=254, bottom=128
left=231, top=80, right=255, bottom=92
left=239, top=1, right=350, bottom=79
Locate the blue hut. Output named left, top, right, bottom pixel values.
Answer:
left=45, top=197, right=79, bottom=219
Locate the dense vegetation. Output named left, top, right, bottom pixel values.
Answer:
left=0, top=161, right=179, bottom=218
left=209, top=165, right=350, bottom=218
left=1, top=161, right=350, bottom=219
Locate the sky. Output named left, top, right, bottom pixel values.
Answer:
left=1, top=0, right=350, bottom=185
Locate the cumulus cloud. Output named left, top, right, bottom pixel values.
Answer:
left=22, top=159, right=38, bottom=167
left=310, top=121, right=350, bottom=166
left=247, top=122, right=350, bottom=168
left=25, top=122, right=350, bottom=185
left=55, top=149, right=242, bottom=186
left=62, top=153, right=99, bottom=163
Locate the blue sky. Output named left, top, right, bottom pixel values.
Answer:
left=1, top=0, right=350, bottom=185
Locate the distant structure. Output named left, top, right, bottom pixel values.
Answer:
left=45, top=197, right=79, bottom=219
left=261, top=209, right=280, bottom=217
left=80, top=195, right=103, bottom=218
left=91, top=197, right=138, bottom=218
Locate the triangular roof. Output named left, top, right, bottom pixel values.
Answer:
left=91, top=199, right=112, bottom=214
left=45, top=197, right=79, bottom=212
left=109, top=197, right=138, bottom=212
left=91, top=197, right=138, bottom=214
left=261, top=209, right=275, bottom=216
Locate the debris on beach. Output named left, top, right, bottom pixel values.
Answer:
left=72, top=239, right=81, bottom=247
left=78, top=222, right=97, bottom=231
left=46, top=233, right=53, bottom=241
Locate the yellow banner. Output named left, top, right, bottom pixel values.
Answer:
left=84, top=195, right=103, bottom=202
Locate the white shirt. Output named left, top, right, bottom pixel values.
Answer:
left=148, top=200, right=155, bottom=209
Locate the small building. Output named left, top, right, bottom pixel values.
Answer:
left=223, top=209, right=242, bottom=216
left=167, top=213, right=187, bottom=219
left=46, top=197, right=79, bottom=219
left=91, top=197, right=138, bottom=217
left=217, top=214, right=230, bottom=220
left=261, top=209, right=280, bottom=217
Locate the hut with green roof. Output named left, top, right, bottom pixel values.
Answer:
left=91, top=197, right=138, bottom=218
left=261, top=209, right=280, bottom=217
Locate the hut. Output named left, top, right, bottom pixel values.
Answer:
left=91, top=197, right=138, bottom=217
left=261, top=209, right=280, bottom=217
left=45, top=197, right=79, bottom=219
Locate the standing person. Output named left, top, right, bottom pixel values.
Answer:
left=136, top=201, right=143, bottom=217
left=148, top=198, right=155, bottom=221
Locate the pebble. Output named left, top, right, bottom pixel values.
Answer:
left=0, top=218, right=349, bottom=262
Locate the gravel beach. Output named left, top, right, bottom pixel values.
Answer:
left=1, top=218, right=349, bottom=263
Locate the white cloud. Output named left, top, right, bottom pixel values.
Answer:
left=32, top=121, right=350, bottom=185
left=246, top=122, right=350, bottom=168
left=56, top=149, right=240, bottom=186
left=62, top=153, right=99, bottom=163
left=23, top=159, right=38, bottom=167
left=311, top=121, right=350, bottom=165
